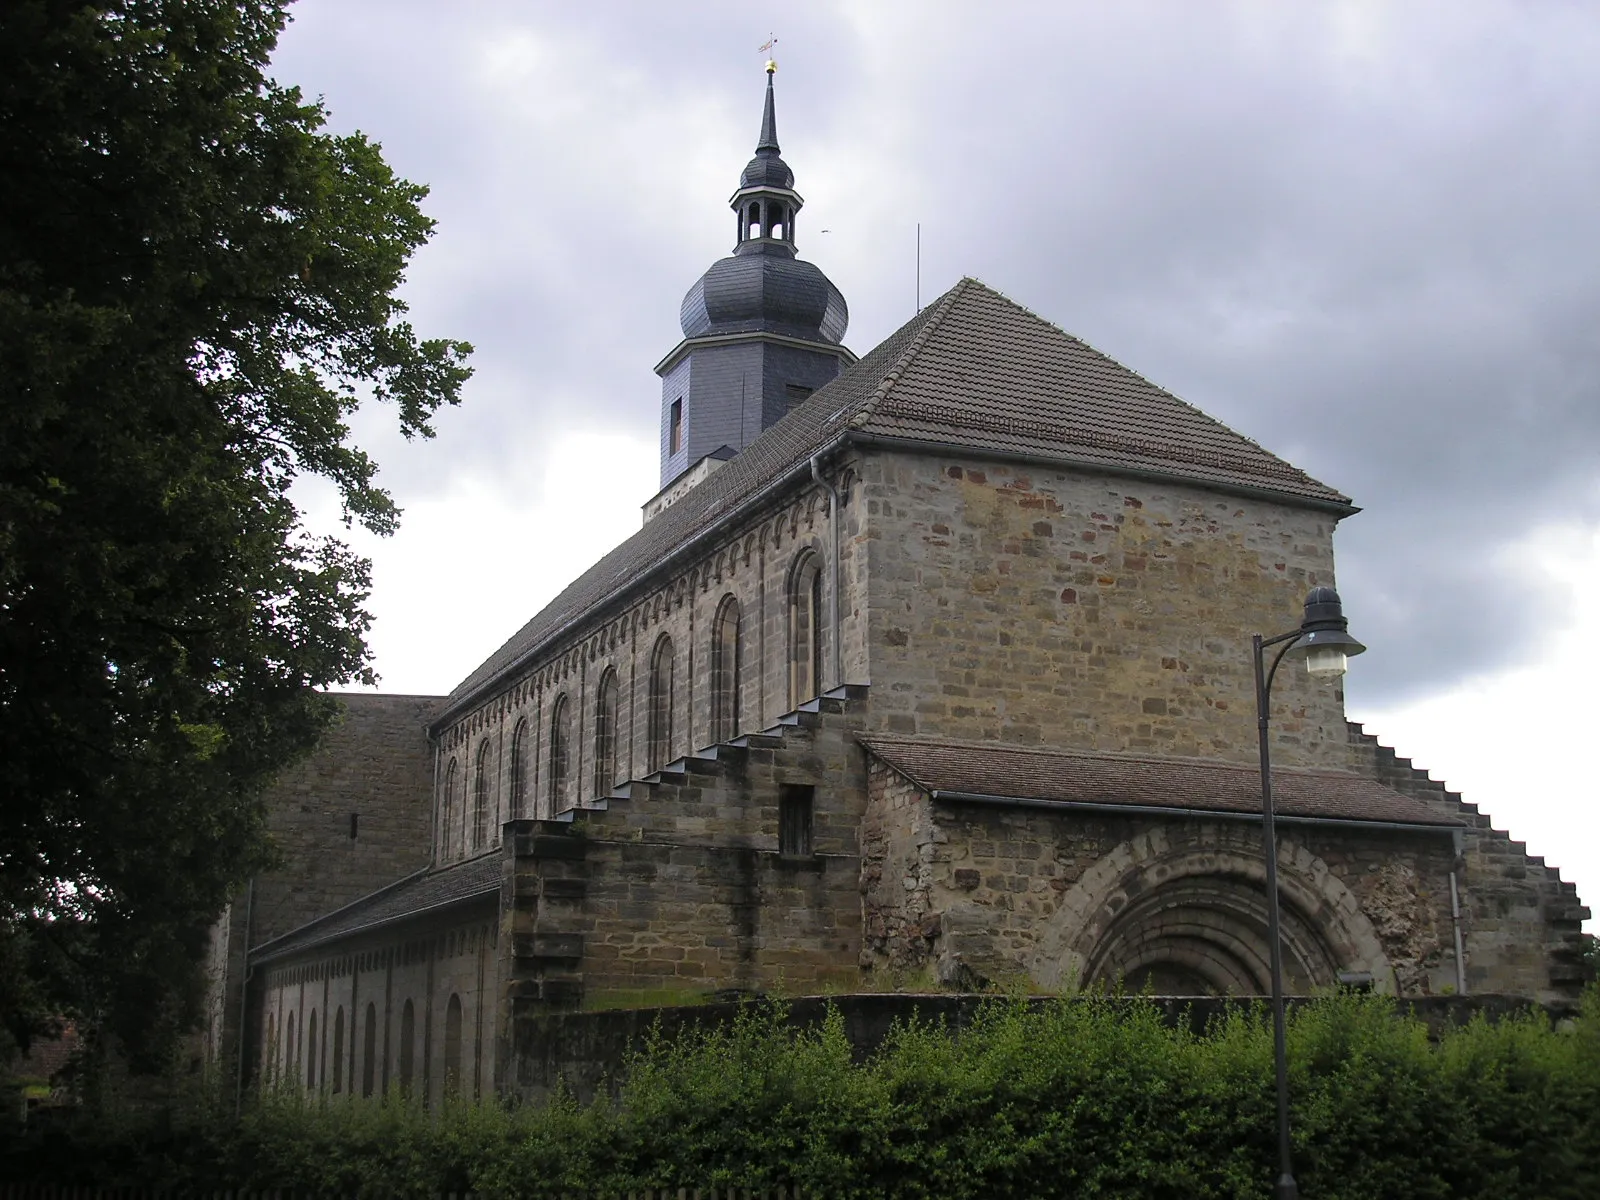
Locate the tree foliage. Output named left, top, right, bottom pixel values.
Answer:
left=0, top=0, right=471, bottom=1070
left=3, top=993, right=1599, bottom=1198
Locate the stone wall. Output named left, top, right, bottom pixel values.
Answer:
left=205, top=693, right=438, bottom=1078
left=508, top=991, right=1570, bottom=1107
left=859, top=760, right=1464, bottom=997
left=860, top=451, right=1350, bottom=769
left=497, top=690, right=871, bottom=1098
left=434, top=463, right=872, bottom=868
left=254, top=902, right=499, bottom=1107
left=1347, top=724, right=1590, bottom=1001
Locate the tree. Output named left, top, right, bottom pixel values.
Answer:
left=0, top=0, right=471, bottom=1074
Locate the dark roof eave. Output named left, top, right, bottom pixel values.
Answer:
left=929, top=788, right=1461, bottom=834
left=846, top=431, right=1359, bottom=517
left=248, top=875, right=500, bottom=966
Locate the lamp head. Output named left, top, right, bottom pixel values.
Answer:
left=1291, top=587, right=1365, bottom=677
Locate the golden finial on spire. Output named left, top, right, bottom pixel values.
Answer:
left=758, top=34, right=778, bottom=74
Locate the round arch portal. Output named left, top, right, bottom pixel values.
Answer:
left=1029, top=829, right=1393, bottom=995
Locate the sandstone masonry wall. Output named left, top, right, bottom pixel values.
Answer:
left=207, top=693, right=438, bottom=1078
left=859, top=762, right=1463, bottom=997
left=497, top=691, right=870, bottom=1097
left=255, top=904, right=498, bottom=1107
left=435, top=463, right=873, bottom=868
left=861, top=451, right=1350, bottom=769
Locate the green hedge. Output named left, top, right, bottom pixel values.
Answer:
left=5, top=991, right=1598, bottom=1199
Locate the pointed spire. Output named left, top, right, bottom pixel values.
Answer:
left=756, top=66, right=779, bottom=154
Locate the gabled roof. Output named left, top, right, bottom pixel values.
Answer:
left=248, top=854, right=501, bottom=964
left=444, top=279, right=1350, bottom=717
left=858, top=734, right=1460, bottom=829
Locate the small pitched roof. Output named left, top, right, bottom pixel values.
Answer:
left=445, top=279, right=1349, bottom=716
left=249, top=854, right=501, bottom=964
left=858, top=733, right=1460, bottom=828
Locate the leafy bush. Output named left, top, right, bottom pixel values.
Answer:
left=3, top=991, right=1597, bottom=1198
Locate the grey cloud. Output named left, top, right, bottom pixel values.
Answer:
left=271, top=0, right=1600, bottom=706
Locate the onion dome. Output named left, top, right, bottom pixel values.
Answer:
left=677, top=65, right=848, bottom=346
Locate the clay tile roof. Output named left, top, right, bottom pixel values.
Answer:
left=249, top=853, right=501, bottom=964
left=445, top=278, right=1350, bottom=715
left=858, top=734, right=1461, bottom=828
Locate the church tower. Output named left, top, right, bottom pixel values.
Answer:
left=653, top=64, right=853, bottom=492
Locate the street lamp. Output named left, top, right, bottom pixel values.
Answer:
left=1253, top=586, right=1365, bottom=1200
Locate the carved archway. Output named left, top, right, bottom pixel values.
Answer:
left=1029, top=827, right=1393, bottom=995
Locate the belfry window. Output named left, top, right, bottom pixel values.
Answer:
left=549, top=693, right=572, bottom=814
left=787, top=549, right=823, bottom=709
left=711, top=595, right=741, bottom=742
left=472, top=740, right=492, bottom=850
left=648, top=634, right=675, bottom=772
left=593, top=668, right=619, bottom=797
left=669, top=399, right=683, bottom=455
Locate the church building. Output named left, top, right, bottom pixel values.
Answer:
left=206, top=68, right=1589, bottom=1106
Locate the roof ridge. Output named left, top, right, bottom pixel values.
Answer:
left=843, top=277, right=972, bottom=429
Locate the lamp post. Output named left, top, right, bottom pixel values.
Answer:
left=1253, top=586, right=1365, bottom=1200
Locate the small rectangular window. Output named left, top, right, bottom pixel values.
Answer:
left=779, top=784, right=814, bottom=858
left=669, top=398, right=683, bottom=454
left=785, top=384, right=814, bottom=410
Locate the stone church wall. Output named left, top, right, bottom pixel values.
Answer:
left=859, top=760, right=1463, bottom=996
left=860, top=450, right=1350, bottom=769
left=205, top=694, right=437, bottom=1075
left=1347, top=725, right=1590, bottom=1001
left=255, top=904, right=498, bottom=1107
left=497, top=691, right=870, bottom=1097
left=435, top=464, right=872, bottom=867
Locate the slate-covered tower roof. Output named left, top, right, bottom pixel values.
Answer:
left=653, top=64, right=854, bottom=492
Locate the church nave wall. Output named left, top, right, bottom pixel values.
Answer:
left=860, top=450, right=1350, bottom=770
left=254, top=911, right=499, bottom=1108
left=432, top=467, right=870, bottom=867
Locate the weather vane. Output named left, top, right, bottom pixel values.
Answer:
left=757, top=34, right=778, bottom=74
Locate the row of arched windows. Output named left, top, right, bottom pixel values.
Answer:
left=263, top=993, right=467, bottom=1100
left=438, top=548, right=826, bottom=860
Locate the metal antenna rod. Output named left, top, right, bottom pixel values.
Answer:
left=916, top=222, right=921, bottom=313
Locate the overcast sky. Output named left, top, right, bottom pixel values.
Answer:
left=271, top=1, right=1599, bottom=926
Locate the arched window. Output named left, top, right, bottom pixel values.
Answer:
left=361, top=1002, right=377, bottom=1098
left=548, top=693, right=572, bottom=814
left=398, top=999, right=416, bottom=1095
left=472, top=740, right=492, bottom=851
left=711, top=595, right=741, bottom=742
left=285, top=1010, right=297, bottom=1082
left=788, top=550, right=823, bottom=709
left=647, top=634, right=674, bottom=772
left=331, top=1006, right=345, bottom=1093
left=509, top=717, right=531, bottom=819
left=442, top=757, right=459, bottom=861
left=593, top=668, right=619, bottom=797
left=443, top=994, right=463, bottom=1098
left=265, top=1013, right=277, bottom=1079
left=306, top=1010, right=318, bottom=1090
